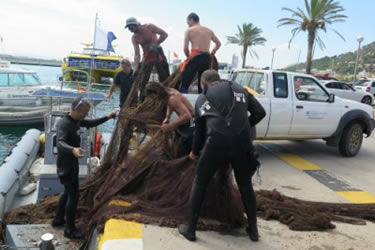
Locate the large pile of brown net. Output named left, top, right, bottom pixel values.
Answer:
left=3, top=61, right=375, bottom=246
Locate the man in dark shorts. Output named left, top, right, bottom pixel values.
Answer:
left=106, top=59, right=134, bottom=107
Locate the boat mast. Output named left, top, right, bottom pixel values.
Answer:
left=86, top=14, right=98, bottom=177
left=88, top=13, right=98, bottom=95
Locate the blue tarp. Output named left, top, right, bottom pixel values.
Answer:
left=32, top=88, right=106, bottom=100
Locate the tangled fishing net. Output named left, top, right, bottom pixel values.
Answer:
left=3, top=61, right=375, bottom=246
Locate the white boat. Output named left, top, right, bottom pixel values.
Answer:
left=0, top=68, right=50, bottom=106
left=0, top=68, right=106, bottom=126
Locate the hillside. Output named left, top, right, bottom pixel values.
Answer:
left=284, top=41, right=375, bottom=75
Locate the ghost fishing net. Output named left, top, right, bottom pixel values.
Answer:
left=3, top=60, right=375, bottom=246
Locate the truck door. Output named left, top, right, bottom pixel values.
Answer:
left=289, top=76, right=341, bottom=137
left=265, top=72, right=293, bottom=138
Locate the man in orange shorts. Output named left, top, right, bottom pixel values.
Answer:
left=178, top=13, right=221, bottom=93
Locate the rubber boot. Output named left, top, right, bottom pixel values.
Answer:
left=64, top=225, right=84, bottom=239
left=246, top=217, right=259, bottom=242
left=178, top=179, right=206, bottom=241
left=52, top=194, right=66, bottom=227
left=239, top=185, right=259, bottom=242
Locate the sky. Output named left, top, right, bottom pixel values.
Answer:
left=0, top=0, right=374, bottom=69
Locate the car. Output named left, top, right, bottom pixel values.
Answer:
left=354, top=80, right=375, bottom=98
left=220, top=69, right=375, bottom=157
left=324, top=81, right=373, bottom=105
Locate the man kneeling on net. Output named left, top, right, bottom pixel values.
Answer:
left=145, top=82, right=195, bottom=153
left=178, top=70, right=266, bottom=242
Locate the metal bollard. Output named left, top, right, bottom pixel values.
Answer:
left=39, top=233, right=55, bottom=250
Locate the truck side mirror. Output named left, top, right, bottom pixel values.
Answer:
left=328, top=93, right=335, bottom=103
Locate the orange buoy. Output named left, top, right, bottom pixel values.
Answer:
left=94, top=132, right=101, bottom=157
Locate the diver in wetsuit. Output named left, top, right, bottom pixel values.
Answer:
left=178, top=70, right=266, bottom=242
left=52, top=97, right=116, bottom=239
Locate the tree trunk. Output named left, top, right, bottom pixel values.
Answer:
left=242, top=45, right=248, bottom=68
left=306, top=30, right=315, bottom=74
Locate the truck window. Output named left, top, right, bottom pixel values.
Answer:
left=0, top=73, right=9, bottom=86
left=273, top=73, right=288, bottom=98
left=294, top=77, right=329, bottom=102
left=372, top=82, right=375, bottom=88
left=233, top=71, right=266, bottom=95
left=232, top=72, right=246, bottom=86
left=250, top=72, right=266, bottom=95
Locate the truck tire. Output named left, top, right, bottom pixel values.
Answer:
left=338, top=123, right=363, bottom=157
left=361, top=96, right=372, bottom=105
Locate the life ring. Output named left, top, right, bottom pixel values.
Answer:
left=94, top=132, right=101, bottom=157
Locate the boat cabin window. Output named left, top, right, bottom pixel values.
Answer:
left=0, top=73, right=9, bottom=86
left=9, top=73, right=41, bottom=86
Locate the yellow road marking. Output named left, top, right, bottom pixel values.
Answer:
left=98, top=200, right=142, bottom=249
left=275, top=153, right=322, bottom=170
left=337, top=191, right=375, bottom=204
left=98, top=219, right=142, bottom=250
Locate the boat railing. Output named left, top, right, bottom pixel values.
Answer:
left=59, top=69, right=111, bottom=89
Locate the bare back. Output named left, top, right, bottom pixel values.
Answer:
left=132, top=24, right=160, bottom=51
left=168, top=89, right=194, bottom=118
left=185, top=25, right=217, bottom=53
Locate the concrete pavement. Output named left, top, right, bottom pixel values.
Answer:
left=99, top=133, right=375, bottom=250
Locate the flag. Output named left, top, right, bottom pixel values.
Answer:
left=94, top=26, right=117, bottom=53
left=173, top=51, right=179, bottom=59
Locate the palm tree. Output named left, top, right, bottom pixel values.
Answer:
left=227, top=23, right=266, bottom=68
left=278, top=0, right=347, bottom=74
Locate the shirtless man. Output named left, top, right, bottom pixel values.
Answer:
left=178, top=13, right=221, bottom=93
left=145, top=82, right=194, bottom=153
left=162, top=87, right=194, bottom=132
left=125, top=17, right=170, bottom=80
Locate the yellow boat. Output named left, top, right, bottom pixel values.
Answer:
left=61, top=45, right=122, bottom=86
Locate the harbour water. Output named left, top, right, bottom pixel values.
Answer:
left=0, top=64, right=119, bottom=164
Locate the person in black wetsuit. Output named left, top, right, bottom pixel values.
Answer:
left=106, top=59, right=134, bottom=108
left=178, top=69, right=266, bottom=242
left=52, top=97, right=116, bottom=239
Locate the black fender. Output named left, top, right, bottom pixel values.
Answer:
left=325, top=110, right=374, bottom=147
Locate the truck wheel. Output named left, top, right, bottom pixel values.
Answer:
left=338, top=123, right=363, bottom=157
left=361, top=96, right=372, bottom=105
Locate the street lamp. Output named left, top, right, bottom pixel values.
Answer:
left=271, top=48, right=276, bottom=70
left=353, top=35, right=364, bottom=82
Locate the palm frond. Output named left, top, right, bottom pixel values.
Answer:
left=248, top=48, right=259, bottom=59
left=329, top=27, right=346, bottom=41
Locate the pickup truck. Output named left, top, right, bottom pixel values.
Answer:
left=186, top=69, right=375, bottom=157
